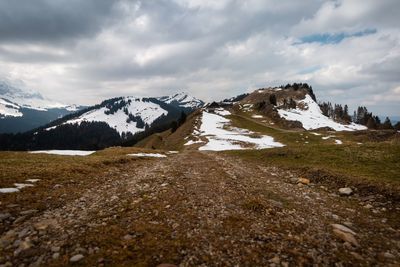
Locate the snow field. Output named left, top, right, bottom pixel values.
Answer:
left=195, top=111, right=284, bottom=151
left=278, top=95, right=367, bottom=131
left=29, top=150, right=96, bottom=156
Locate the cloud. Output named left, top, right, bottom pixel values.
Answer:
left=0, top=0, right=399, bottom=116
left=0, top=0, right=119, bottom=44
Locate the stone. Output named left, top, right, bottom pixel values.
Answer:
left=123, top=234, right=133, bottom=241
left=364, top=204, right=373, bottom=209
left=298, top=178, right=310, bottom=185
left=338, top=187, right=353, bottom=196
left=0, top=213, right=11, bottom=221
left=13, top=216, right=27, bottom=224
left=18, top=227, right=30, bottom=238
left=331, top=224, right=357, bottom=235
left=34, top=219, right=58, bottom=231
left=269, top=256, right=281, bottom=264
left=350, top=252, right=364, bottom=260
left=289, top=178, right=298, bottom=184
left=70, top=254, right=85, bottom=263
left=383, top=252, right=395, bottom=259
left=52, top=252, right=60, bottom=259
left=156, top=264, right=177, bottom=267
left=19, top=210, right=38, bottom=216
left=333, top=229, right=359, bottom=247
left=51, top=246, right=61, bottom=252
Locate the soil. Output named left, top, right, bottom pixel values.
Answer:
left=1, top=150, right=399, bottom=266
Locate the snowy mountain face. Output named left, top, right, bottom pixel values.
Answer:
left=158, top=92, right=204, bottom=110
left=55, top=97, right=168, bottom=135
left=0, top=81, right=83, bottom=133
left=241, top=86, right=366, bottom=131
left=277, top=95, right=366, bottom=131
left=0, top=81, right=70, bottom=113
left=46, top=93, right=202, bottom=136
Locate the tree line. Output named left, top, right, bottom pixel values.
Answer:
left=319, top=102, right=398, bottom=130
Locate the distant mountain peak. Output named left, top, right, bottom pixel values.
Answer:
left=158, top=92, right=204, bottom=109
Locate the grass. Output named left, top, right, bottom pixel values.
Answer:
left=0, top=146, right=169, bottom=228
left=227, top=113, right=400, bottom=184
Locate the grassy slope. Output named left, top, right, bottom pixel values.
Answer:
left=0, top=147, right=168, bottom=217
left=226, top=113, right=400, bottom=184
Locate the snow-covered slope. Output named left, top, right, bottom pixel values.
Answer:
left=60, top=97, right=168, bottom=135
left=277, top=95, right=366, bottom=131
left=0, top=80, right=84, bottom=133
left=0, top=81, right=69, bottom=113
left=186, top=110, right=284, bottom=151
left=47, top=92, right=203, bottom=136
left=158, top=92, right=204, bottom=109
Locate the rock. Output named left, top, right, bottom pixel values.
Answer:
left=364, top=204, right=373, bottom=209
left=298, top=178, right=310, bottom=185
left=331, top=224, right=357, bottom=235
left=383, top=252, right=395, bottom=259
left=70, top=254, right=85, bottom=263
left=18, top=227, right=31, bottom=238
left=0, top=213, right=11, bottom=221
left=269, top=256, right=281, bottom=264
left=34, top=219, right=58, bottom=231
left=13, top=216, right=27, bottom=224
left=52, top=252, right=60, bottom=259
left=338, top=187, right=353, bottom=196
left=156, top=264, right=177, bottom=267
left=19, top=209, right=38, bottom=216
left=51, top=246, right=61, bottom=252
left=333, top=229, right=359, bottom=247
left=289, top=178, right=298, bottom=184
left=123, top=234, right=133, bottom=241
left=350, top=252, right=364, bottom=260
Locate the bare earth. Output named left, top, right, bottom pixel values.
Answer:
left=1, top=150, right=399, bottom=266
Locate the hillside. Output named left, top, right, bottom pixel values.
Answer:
left=0, top=84, right=399, bottom=266
left=0, top=93, right=203, bottom=151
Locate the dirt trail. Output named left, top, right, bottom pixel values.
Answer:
left=1, top=151, right=399, bottom=266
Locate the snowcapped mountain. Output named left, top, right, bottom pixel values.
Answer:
left=158, top=92, right=204, bottom=110
left=0, top=80, right=84, bottom=133
left=45, top=93, right=203, bottom=136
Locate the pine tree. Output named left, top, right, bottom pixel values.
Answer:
left=366, top=117, right=377, bottom=129
left=382, top=117, right=394, bottom=130
left=269, top=94, right=277, bottom=106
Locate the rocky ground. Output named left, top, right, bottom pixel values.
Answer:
left=0, top=150, right=399, bottom=266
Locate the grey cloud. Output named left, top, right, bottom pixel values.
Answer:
left=0, top=0, right=398, bottom=117
left=0, top=0, right=118, bottom=43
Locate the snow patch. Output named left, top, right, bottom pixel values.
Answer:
left=26, top=179, right=40, bottom=183
left=29, top=150, right=96, bottom=156
left=128, top=153, right=167, bottom=158
left=335, top=139, right=343, bottom=145
left=214, top=108, right=231, bottom=116
left=0, top=98, right=23, bottom=117
left=0, top=188, right=19, bottom=193
left=251, top=115, right=263, bottom=118
left=14, top=183, right=34, bottom=189
left=184, top=139, right=204, bottom=146
left=278, top=95, right=367, bottom=131
left=196, top=111, right=284, bottom=151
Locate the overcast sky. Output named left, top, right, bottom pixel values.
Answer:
left=0, top=0, right=399, bottom=116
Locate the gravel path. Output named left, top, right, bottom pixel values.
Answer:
left=1, top=151, right=399, bottom=266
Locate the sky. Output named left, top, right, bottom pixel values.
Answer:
left=0, top=0, right=399, bottom=116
